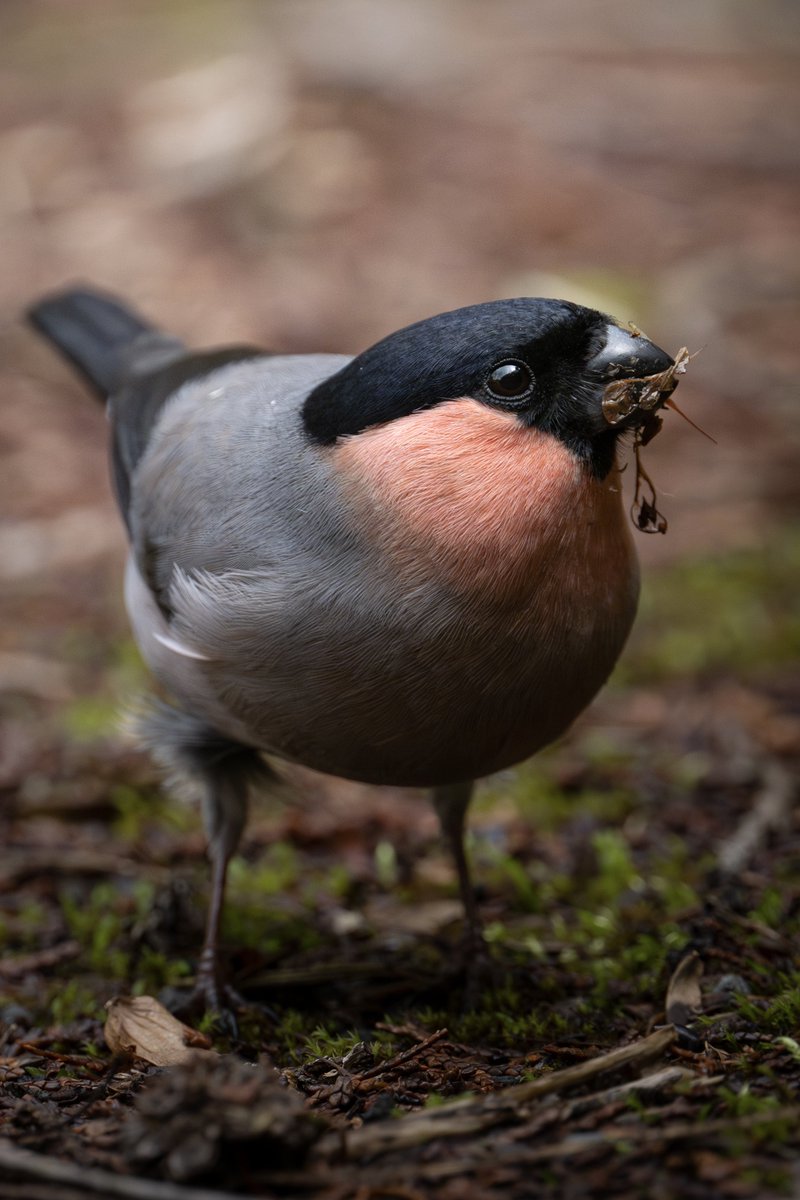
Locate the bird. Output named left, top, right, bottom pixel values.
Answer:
left=28, top=286, right=679, bottom=1020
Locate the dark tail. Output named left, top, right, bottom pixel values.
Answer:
left=27, top=286, right=164, bottom=398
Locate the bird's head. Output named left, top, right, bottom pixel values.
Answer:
left=302, top=297, right=679, bottom=480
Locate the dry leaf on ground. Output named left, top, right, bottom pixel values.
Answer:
left=665, top=951, right=704, bottom=1027
left=104, top=995, right=215, bottom=1067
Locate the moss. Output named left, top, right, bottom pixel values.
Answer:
left=749, top=887, right=785, bottom=931
left=735, top=974, right=800, bottom=1035
left=269, top=1009, right=389, bottom=1065
left=61, top=696, right=120, bottom=741
left=58, top=878, right=168, bottom=983
left=60, top=636, right=149, bottom=741
left=227, top=842, right=300, bottom=900
left=220, top=844, right=331, bottom=954
left=49, top=980, right=105, bottom=1025
left=16, top=899, right=50, bottom=949
left=111, top=783, right=197, bottom=840
left=60, top=882, right=130, bottom=977
left=486, top=769, right=636, bottom=833
left=762, top=975, right=800, bottom=1034
left=617, top=524, right=800, bottom=684
left=131, top=949, right=192, bottom=994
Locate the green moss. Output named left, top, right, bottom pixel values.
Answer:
left=60, top=883, right=130, bottom=978
left=487, top=768, right=636, bottom=833
left=49, top=980, right=105, bottom=1025
left=762, top=975, right=800, bottom=1033
left=270, top=1009, right=388, bottom=1064
left=60, top=637, right=149, bottom=741
left=59, top=879, right=163, bottom=981
left=617, top=524, right=800, bottom=683
left=16, top=899, right=50, bottom=948
left=227, top=842, right=301, bottom=900
left=62, top=696, right=120, bottom=740
left=775, top=1037, right=800, bottom=1064
left=131, top=949, right=192, bottom=994
left=111, top=783, right=197, bottom=840
left=736, top=973, right=800, bottom=1035
left=416, top=988, right=574, bottom=1048
left=750, top=887, right=784, bottom=930
left=586, top=830, right=643, bottom=904
left=303, top=1026, right=366, bottom=1060
left=374, top=840, right=399, bottom=888
left=483, top=844, right=542, bottom=913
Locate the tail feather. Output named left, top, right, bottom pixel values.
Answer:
left=27, top=286, right=165, bottom=397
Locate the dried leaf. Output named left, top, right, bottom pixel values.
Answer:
left=602, top=345, right=694, bottom=535
left=631, top=434, right=669, bottom=535
left=104, top=995, right=215, bottom=1067
left=665, top=951, right=704, bottom=1027
left=602, top=346, right=691, bottom=427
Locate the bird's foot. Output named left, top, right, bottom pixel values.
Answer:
left=454, top=922, right=501, bottom=1010
left=174, top=952, right=274, bottom=1038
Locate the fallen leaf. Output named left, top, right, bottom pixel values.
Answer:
left=104, top=995, right=215, bottom=1067
left=665, top=951, right=704, bottom=1027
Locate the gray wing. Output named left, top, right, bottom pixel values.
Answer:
left=128, top=353, right=352, bottom=613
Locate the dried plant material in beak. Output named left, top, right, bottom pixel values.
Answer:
left=104, top=994, right=216, bottom=1066
left=604, top=347, right=695, bottom=535
left=602, top=347, right=691, bottom=427
left=631, top=435, right=668, bottom=535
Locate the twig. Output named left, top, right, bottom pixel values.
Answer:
left=16, top=1043, right=107, bottom=1075
left=409, top=1103, right=800, bottom=1179
left=0, top=1140, right=246, bottom=1200
left=554, top=1064, right=694, bottom=1121
left=0, top=852, right=170, bottom=891
left=323, top=1026, right=676, bottom=1159
left=0, top=942, right=82, bottom=980
left=0, top=1183, right=95, bottom=1200
left=716, top=761, right=795, bottom=877
left=357, top=1028, right=448, bottom=1082
left=244, top=961, right=413, bottom=988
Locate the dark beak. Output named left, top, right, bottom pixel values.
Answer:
left=588, top=324, right=674, bottom=382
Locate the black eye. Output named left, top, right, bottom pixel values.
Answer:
left=485, top=361, right=534, bottom=403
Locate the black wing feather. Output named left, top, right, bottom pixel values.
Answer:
left=27, top=286, right=263, bottom=533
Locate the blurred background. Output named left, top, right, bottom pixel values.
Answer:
left=1, top=0, right=798, bottom=790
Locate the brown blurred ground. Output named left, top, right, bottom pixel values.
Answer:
left=1, top=0, right=798, bottom=715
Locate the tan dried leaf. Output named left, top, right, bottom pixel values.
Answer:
left=602, top=346, right=691, bottom=426
left=665, top=951, right=704, bottom=1027
left=104, top=995, right=215, bottom=1067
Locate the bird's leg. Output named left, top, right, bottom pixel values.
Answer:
left=134, top=702, right=271, bottom=1034
left=188, top=748, right=286, bottom=1034
left=432, top=780, right=492, bottom=1000
left=182, top=758, right=251, bottom=1034
left=197, top=847, right=228, bottom=993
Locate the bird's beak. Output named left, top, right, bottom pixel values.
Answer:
left=588, top=324, right=674, bottom=382
left=588, top=324, right=682, bottom=431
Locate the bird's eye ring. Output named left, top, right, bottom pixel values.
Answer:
left=485, top=361, right=535, bottom=405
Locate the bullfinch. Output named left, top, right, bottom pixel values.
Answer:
left=28, top=287, right=680, bottom=1019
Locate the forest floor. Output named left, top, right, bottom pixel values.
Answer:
left=1, top=3, right=799, bottom=1197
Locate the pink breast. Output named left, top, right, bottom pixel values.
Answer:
left=334, top=397, right=635, bottom=615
